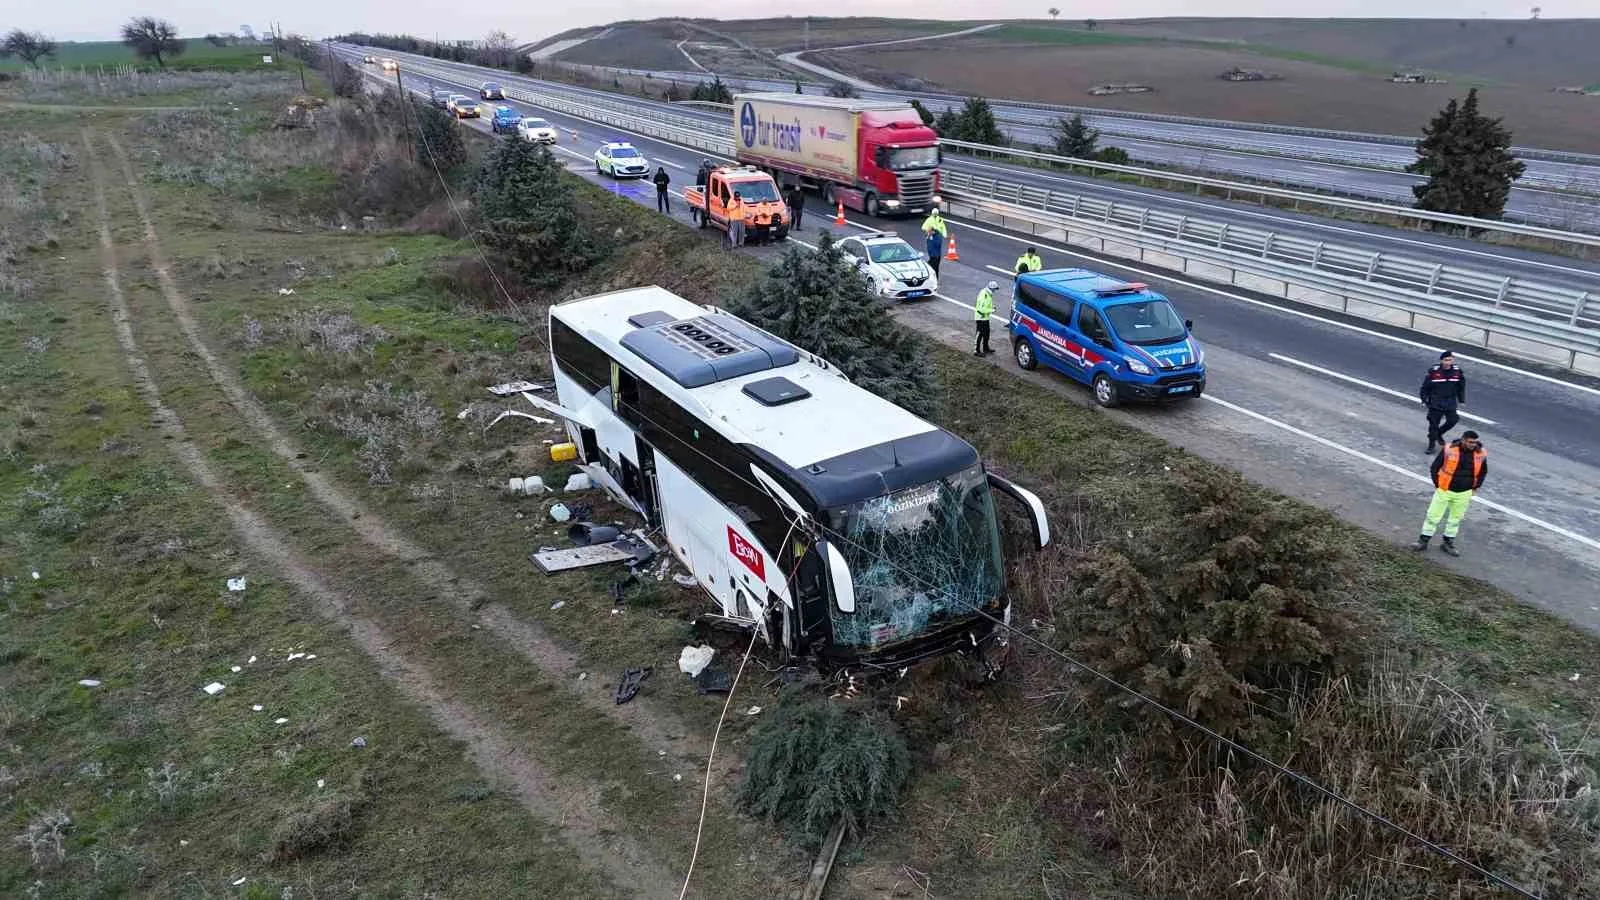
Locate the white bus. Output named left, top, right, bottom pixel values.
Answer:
left=540, top=286, right=1051, bottom=670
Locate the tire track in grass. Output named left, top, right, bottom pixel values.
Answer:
left=85, top=129, right=680, bottom=900
left=98, top=132, right=724, bottom=778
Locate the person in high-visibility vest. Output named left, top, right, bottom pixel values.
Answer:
left=1412, top=430, right=1487, bottom=557
left=921, top=208, right=948, bottom=276
left=1015, top=247, right=1043, bottom=275
left=974, top=281, right=997, bottom=357
left=726, top=192, right=746, bottom=249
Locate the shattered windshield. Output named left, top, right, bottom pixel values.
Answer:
left=828, top=465, right=1004, bottom=651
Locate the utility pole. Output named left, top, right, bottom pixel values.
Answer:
left=395, top=64, right=414, bottom=162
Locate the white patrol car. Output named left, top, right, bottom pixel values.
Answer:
left=517, top=116, right=559, bottom=145
left=839, top=232, right=939, bottom=300
left=595, top=141, right=650, bottom=179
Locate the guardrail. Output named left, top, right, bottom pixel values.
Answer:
left=940, top=140, right=1600, bottom=253
left=384, top=56, right=1600, bottom=374
left=937, top=179, right=1600, bottom=374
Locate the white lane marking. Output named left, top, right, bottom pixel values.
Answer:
left=940, top=215, right=1600, bottom=399
left=657, top=158, right=688, bottom=170
left=950, top=157, right=1600, bottom=282
left=1202, top=394, right=1600, bottom=553
left=1268, top=353, right=1498, bottom=425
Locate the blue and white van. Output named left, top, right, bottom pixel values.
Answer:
left=1008, top=268, right=1206, bottom=407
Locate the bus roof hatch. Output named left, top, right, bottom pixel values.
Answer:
left=620, top=314, right=799, bottom=389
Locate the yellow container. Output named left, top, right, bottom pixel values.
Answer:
left=549, top=442, right=578, bottom=462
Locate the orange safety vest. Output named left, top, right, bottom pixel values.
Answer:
left=1435, top=444, right=1485, bottom=491
left=726, top=200, right=744, bottom=223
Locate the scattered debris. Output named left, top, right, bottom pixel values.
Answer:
left=232, top=876, right=247, bottom=886
left=615, top=666, right=653, bottom=705
left=674, top=773, right=683, bottom=782
left=564, top=472, right=593, bottom=492
left=202, top=682, right=226, bottom=696
left=248, top=655, right=257, bottom=664
left=351, top=736, right=368, bottom=748
left=508, top=475, right=548, bottom=496
left=530, top=531, right=658, bottom=574
left=549, top=503, right=572, bottom=523
left=230, top=665, right=242, bottom=673
left=252, top=705, right=264, bottom=712
left=275, top=717, right=289, bottom=725
left=679, top=645, right=716, bottom=678
left=487, top=381, right=549, bottom=396
left=694, top=666, right=733, bottom=694
left=1572, top=673, right=1583, bottom=682
left=77, top=679, right=102, bottom=688
left=550, top=600, right=566, bottom=611
left=277, top=287, right=295, bottom=295
left=550, top=442, right=578, bottom=462
left=316, top=778, right=325, bottom=789
left=286, top=652, right=306, bottom=662
left=227, top=576, right=247, bottom=592
left=609, top=572, right=638, bottom=604
left=673, top=573, right=698, bottom=588
left=31, top=570, right=41, bottom=580
left=746, top=705, right=763, bottom=716
left=486, top=409, right=557, bottom=431
left=568, top=522, right=621, bottom=546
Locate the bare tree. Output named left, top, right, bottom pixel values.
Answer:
left=1, top=29, right=59, bottom=70
left=1085, top=18, right=1098, bottom=31
left=481, top=29, right=516, bottom=68
left=1048, top=7, right=1061, bottom=19
left=121, top=17, right=186, bottom=68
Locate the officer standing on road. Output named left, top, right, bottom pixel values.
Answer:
left=1015, top=246, right=1043, bottom=275
left=1420, top=350, right=1468, bottom=454
left=974, top=281, right=997, bottom=357
left=1412, top=430, right=1487, bottom=557
left=695, top=159, right=711, bottom=188
left=922, top=207, right=948, bottom=276
left=653, top=166, right=672, bottom=214
left=786, top=183, right=805, bottom=231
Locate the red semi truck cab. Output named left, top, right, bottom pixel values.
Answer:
left=732, top=93, right=941, bottom=218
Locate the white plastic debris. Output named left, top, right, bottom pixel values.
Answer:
left=179, top=839, right=189, bottom=846
left=678, top=645, right=716, bottom=678
left=202, top=682, right=226, bottom=696
left=564, top=473, right=593, bottom=492
left=1571, top=673, right=1582, bottom=682
left=277, top=287, right=295, bottom=295
left=549, top=503, right=572, bottom=523
left=672, top=574, right=697, bottom=588
left=456, top=407, right=473, bottom=421
left=251, top=705, right=264, bottom=712
left=550, top=600, right=565, bottom=611
left=351, top=736, right=367, bottom=748
left=274, top=717, right=289, bottom=725
left=227, top=577, right=247, bottom=592
left=306, top=654, right=316, bottom=660
left=316, top=778, right=325, bottom=789
left=286, top=652, right=306, bottom=662
left=577, top=672, right=588, bottom=681
left=233, top=876, right=247, bottom=886
left=247, top=656, right=257, bottom=664
left=31, top=570, right=40, bottom=580
left=746, top=706, right=763, bottom=716
left=673, top=773, right=683, bottom=782
left=78, top=679, right=103, bottom=688
left=509, top=475, right=548, bottom=496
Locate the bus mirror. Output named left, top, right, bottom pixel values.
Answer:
left=985, top=472, right=1052, bottom=550
left=1185, top=319, right=1194, bottom=331
left=816, top=540, right=856, bottom=613
left=749, top=464, right=810, bottom=522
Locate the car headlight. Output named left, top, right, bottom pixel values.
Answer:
left=1126, top=359, right=1152, bottom=375
left=1195, top=346, right=1205, bottom=366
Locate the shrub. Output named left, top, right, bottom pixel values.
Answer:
left=267, top=794, right=361, bottom=863
left=1063, top=459, right=1352, bottom=736
left=726, top=234, right=940, bottom=419
left=738, top=692, right=910, bottom=848
left=473, top=136, right=608, bottom=288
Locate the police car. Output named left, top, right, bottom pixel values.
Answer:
left=594, top=141, right=650, bottom=179
left=838, top=232, right=938, bottom=300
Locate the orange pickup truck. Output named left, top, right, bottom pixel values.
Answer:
left=685, top=166, right=790, bottom=244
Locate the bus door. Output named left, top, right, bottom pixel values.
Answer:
left=632, top=437, right=661, bottom=527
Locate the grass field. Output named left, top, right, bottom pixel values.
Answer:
left=5, top=63, right=1599, bottom=900
left=0, top=40, right=282, bottom=74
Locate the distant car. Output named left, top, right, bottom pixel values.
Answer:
left=481, top=82, right=504, bottom=100
left=428, top=88, right=452, bottom=109
left=517, top=117, right=558, bottom=145
left=838, top=231, right=938, bottom=301
left=380, top=58, right=398, bottom=72
left=595, top=141, right=649, bottom=178
left=447, top=95, right=480, bottom=118
left=490, top=106, right=522, bottom=134
left=363, top=55, right=377, bottom=64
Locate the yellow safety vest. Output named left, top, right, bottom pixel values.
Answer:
left=1015, top=253, right=1042, bottom=273
left=921, top=214, right=947, bottom=238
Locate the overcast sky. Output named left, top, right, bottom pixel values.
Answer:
left=21, top=1, right=1599, bottom=43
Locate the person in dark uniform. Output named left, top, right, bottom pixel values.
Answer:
left=694, top=160, right=711, bottom=187
left=652, top=166, right=671, bottom=213
left=1420, top=350, right=1468, bottom=454
left=786, top=184, right=805, bottom=230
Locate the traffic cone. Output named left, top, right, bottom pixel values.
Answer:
left=834, top=200, right=846, bottom=226
left=945, top=234, right=960, bottom=262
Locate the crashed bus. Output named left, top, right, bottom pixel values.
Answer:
left=538, top=286, right=1051, bottom=670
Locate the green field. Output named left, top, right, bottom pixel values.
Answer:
left=0, top=39, right=283, bottom=73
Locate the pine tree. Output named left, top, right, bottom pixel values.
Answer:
left=726, top=235, right=941, bottom=419
left=1053, top=113, right=1100, bottom=158
left=473, top=137, right=608, bottom=287
left=1406, top=88, right=1526, bottom=220
left=411, top=100, right=466, bottom=170
left=909, top=99, right=935, bottom=127
left=933, top=108, right=960, bottom=137
left=955, top=96, right=1005, bottom=145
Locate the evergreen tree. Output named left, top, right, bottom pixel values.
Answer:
left=909, top=99, right=935, bottom=127
left=411, top=100, right=466, bottom=170
left=933, top=108, right=960, bottom=137
left=726, top=235, right=940, bottom=419
left=690, top=76, right=733, bottom=104
left=1053, top=113, right=1100, bottom=158
left=955, top=96, right=1005, bottom=145
left=825, top=80, right=860, bottom=99
left=1405, top=88, right=1526, bottom=220
left=1096, top=146, right=1131, bottom=165
left=474, top=137, right=608, bottom=287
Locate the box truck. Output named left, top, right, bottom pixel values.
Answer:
left=732, top=93, right=941, bottom=218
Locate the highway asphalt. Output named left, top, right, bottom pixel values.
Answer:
left=345, top=48, right=1600, bottom=636
left=575, top=63, right=1600, bottom=230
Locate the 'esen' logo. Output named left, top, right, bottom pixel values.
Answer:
left=727, top=527, right=765, bottom=580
